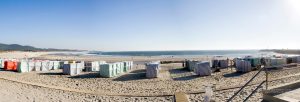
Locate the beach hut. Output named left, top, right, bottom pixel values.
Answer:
left=53, top=61, right=60, bottom=70
left=132, top=61, right=134, bottom=67
left=63, top=64, right=73, bottom=75
left=185, top=60, right=190, bottom=69
left=41, top=61, right=49, bottom=71
left=121, top=62, right=125, bottom=73
left=211, top=59, right=228, bottom=70
left=278, top=58, right=287, bottom=65
left=2, top=59, right=7, bottom=69
left=287, top=57, right=297, bottom=64
left=91, top=61, right=97, bottom=71
left=84, top=61, right=105, bottom=72
left=35, top=61, right=42, bottom=71
left=188, top=60, right=201, bottom=71
left=0, top=59, right=2, bottom=69
left=219, top=60, right=228, bottom=68
left=28, top=61, right=35, bottom=71
left=118, top=62, right=123, bottom=74
left=59, top=61, right=68, bottom=69
left=267, top=58, right=286, bottom=67
left=63, top=63, right=81, bottom=76
left=80, top=61, right=85, bottom=70
left=98, top=61, right=106, bottom=71
left=149, top=61, right=160, bottom=67
left=114, top=62, right=120, bottom=75
left=48, top=61, right=54, bottom=70
left=113, top=63, right=117, bottom=76
left=123, top=61, right=130, bottom=72
left=76, top=63, right=83, bottom=74
left=235, top=60, right=252, bottom=73
left=128, top=61, right=133, bottom=70
left=62, top=64, right=69, bottom=75
left=17, top=61, right=30, bottom=73
left=293, top=56, right=298, bottom=62
left=131, top=61, right=134, bottom=70
left=270, top=58, right=277, bottom=66
left=212, top=60, right=219, bottom=68
left=244, top=57, right=261, bottom=67
left=145, top=63, right=160, bottom=78
left=99, top=64, right=116, bottom=78
left=84, top=62, right=92, bottom=72
left=4, top=61, right=18, bottom=71
left=92, top=61, right=100, bottom=71
left=233, top=58, right=242, bottom=67
left=194, top=61, right=212, bottom=76
left=0, top=59, right=5, bottom=69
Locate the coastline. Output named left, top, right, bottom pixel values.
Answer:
left=261, top=49, right=300, bottom=55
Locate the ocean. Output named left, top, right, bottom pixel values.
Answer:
left=88, top=50, right=277, bottom=57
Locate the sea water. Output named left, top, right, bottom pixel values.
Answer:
left=89, top=50, right=278, bottom=57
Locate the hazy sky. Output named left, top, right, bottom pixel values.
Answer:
left=0, top=0, right=300, bottom=51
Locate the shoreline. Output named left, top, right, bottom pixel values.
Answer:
left=261, top=49, right=300, bottom=55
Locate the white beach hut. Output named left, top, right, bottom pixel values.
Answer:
left=18, top=61, right=29, bottom=73
left=41, top=61, right=49, bottom=71
left=235, top=60, right=252, bottom=73
left=0, top=59, right=3, bottom=69
left=91, top=61, right=100, bottom=71
left=53, top=61, right=60, bottom=70
left=28, top=61, right=35, bottom=71
left=34, top=61, right=42, bottom=71
left=49, top=61, right=54, bottom=70
left=145, top=63, right=160, bottom=78
left=194, top=61, right=212, bottom=76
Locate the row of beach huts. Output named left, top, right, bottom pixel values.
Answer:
left=0, top=59, right=134, bottom=78
left=185, top=56, right=300, bottom=76
left=0, top=56, right=299, bottom=79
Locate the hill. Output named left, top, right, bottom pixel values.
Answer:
left=0, top=43, right=79, bottom=51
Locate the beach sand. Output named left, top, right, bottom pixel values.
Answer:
left=0, top=51, right=300, bottom=102
left=0, top=51, right=49, bottom=59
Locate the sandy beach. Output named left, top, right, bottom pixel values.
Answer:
left=0, top=51, right=300, bottom=102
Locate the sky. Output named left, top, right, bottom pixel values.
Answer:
left=0, top=0, right=300, bottom=51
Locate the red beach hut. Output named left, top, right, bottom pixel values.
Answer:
left=4, top=61, right=18, bottom=71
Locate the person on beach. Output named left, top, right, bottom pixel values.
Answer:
left=261, top=57, right=266, bottom=67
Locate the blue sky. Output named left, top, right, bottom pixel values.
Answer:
left=0, top=0, right=300, bottom=51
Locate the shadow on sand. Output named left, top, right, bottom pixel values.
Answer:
left=68, top=73, right=100, bottom=79
left=223, top=72, right=246, bottom=78
left=113, top=72, right=147, bottom=81
left=39, top=72, right=64, bottom=76
left=129, top=69, right=145, bottom=73
left=172, top=75, right=199, bottom=81
left=169, top=68, right=199, bottom=81
left=169, top=68, right=189, bottom=74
